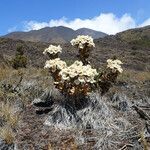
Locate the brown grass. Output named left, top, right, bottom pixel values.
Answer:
left=133, top=71, right=150, bottom=82
left=118, top=69, right=150, bottom=82
left=140, top=132, right=149, bottom=150
left=0, top=125, right=15, bottom=144
left=48, top=143, right=53, bottom=150
left=61, top=137, right=78, bottom=150
left=0, top=89, right=4, bottom=99
left=0, top=67, right=13, bottom=81
left=0, top=102, right=19, bottom=127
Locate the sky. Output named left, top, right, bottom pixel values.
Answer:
left=0, top=0, right=150, bottom=35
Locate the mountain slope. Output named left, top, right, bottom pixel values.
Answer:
left=76, top=28, right=107, bottom=39
left=116, top=26, right=150, bottom=48
left=3, top=26, right=107, bottom=43
left=0, top=26, right=150, bottom=71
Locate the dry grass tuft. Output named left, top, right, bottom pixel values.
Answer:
left=0, top=102, right=19, bottom=127
left=0, top=67, right=13, bottom=81
left=0, top=89, right=5, bottom=100
left=134, top=71, right=150, bottom=82
left=48, top=143, right=53, bottom=150
left=118, top=69, right=150, bottom=82
left=140, top=132, right=149, bottom=150
left=61, top=137, right=78, bottom=150
left=0, top=125, right=15, bottom=144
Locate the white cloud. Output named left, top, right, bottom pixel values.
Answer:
left=24, top=21, right=49, bottom=31
left=8, top=26, right=17, bottom=33
left=24, top=13, right=137, bottom=35
left=139, top=18, right=150, bottom=27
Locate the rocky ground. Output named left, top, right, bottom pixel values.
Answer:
left=0, top=67, right=150, bottom=150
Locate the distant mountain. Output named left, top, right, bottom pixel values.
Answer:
left=3, top=26, right=107, bottom=43
left=76, top=28, right=107, bottom=39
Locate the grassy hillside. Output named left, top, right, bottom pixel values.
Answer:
left=0, top=25, right=150, bottom=71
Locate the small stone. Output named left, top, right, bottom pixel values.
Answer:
left=118, top=101, right=128, bottom=111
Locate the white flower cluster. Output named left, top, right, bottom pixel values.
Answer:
left=70, top=35, right=95, bottom=49
left=44, top=58, right=67, bottom=72
left=43, top=45, right=62, bottom=55
left=107, top=59, right=123, bottom=73
left=59, top=61, right=98, bottom=84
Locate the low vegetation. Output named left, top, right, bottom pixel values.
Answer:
left=0, top=125, right=15, bottom=144
left=12, top=44, right=27, bottom=69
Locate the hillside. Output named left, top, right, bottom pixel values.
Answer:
left=116, top=26, right=150, bottom=45
left=76, top=28, right=107, bottom=39
left=2, top=26, right=107, bottom=43
left=0, top=26, right=150, bottom=71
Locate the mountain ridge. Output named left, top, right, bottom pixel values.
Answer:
left=3, top=26, right=107, bottom=43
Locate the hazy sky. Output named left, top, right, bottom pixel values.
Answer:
left=0, top=0, right=150, bottom=35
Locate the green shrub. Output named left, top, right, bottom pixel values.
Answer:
left=12, top=44, right=27, bottom=69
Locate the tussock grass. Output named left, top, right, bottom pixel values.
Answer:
left=0, top=67, right=24, bottom=90
left=118, top=69, right=150, bottom=82
left=140, top=132, right=149, bottom=150
left=0, top=102, right=19, bottom=128
left=48, top=143, right=53, bottom=150
left=23, top=67, right=53, bottom=89
left=0, top=125, right=15, bottom=144
left=0, top=67, right=13, bottom=81
left=0, top=89, right=4, bottom=99
left=134, top=71, right=150, bottom=82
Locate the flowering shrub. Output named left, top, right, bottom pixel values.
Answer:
left=59, top=61, right=98, bottom=83
left=43, top=45, right=62, bottom=59
left=71, top=35, right=95, bottom=65
left=57, top=61, right=99, bottom=95
left=43, top=45, right=62, bottom=55
left=43, top=35, right=123, bottom=96
left=71, top=35, right=95, bottom=49
left=107, top=59, right=123, bottom=73
left=44, top=58, right=67, bottom=72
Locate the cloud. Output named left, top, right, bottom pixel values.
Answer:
left=24, top=21, right=49, bottom=31
left=139, top=18, right=150, bottom=27
left=24, top=13, right=137, bottom=34
left=8, top=26, right=17, bottom=33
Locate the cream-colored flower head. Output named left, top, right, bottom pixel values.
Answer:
left=59, top=61, right=98, bottom=83
left=44, top=58, right=67, bottom=72
left=70, top=35, right=95, bottom=49
left=43, top=45, right=62, bottom=55
left=107, top=59, right=123, bottom=73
